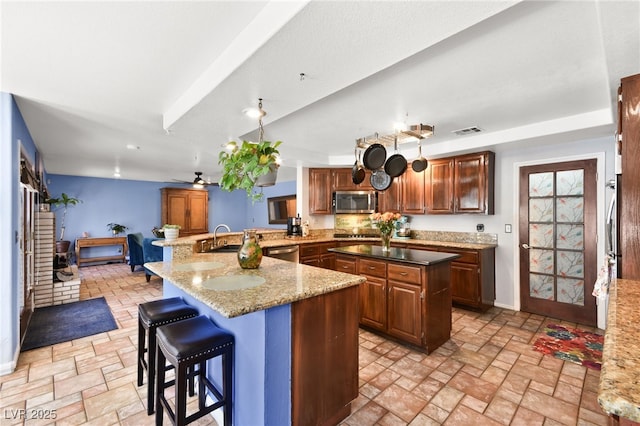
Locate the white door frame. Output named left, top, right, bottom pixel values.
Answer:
left=512, top=151, right=606, bottom=328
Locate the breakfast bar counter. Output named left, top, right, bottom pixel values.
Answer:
left=145, top=253, right=365, bottom=426
left=598, top=278, right=640, bottom=423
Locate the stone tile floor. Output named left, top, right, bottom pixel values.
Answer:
left=0, top=263, right=608, bottom=425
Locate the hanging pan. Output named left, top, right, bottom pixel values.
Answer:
left=370, top=168, right=392, bottom=191
left=362, top=134, right=387, bottom=170
left=352, top=148, right=365, bottom=185
left=384, top=136, right=407, bottom=178
left=411, top=139, right=428, bottom=172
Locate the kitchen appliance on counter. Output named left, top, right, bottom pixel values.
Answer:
left=333, top=191, right=378, bottom=214
left=395, top=216, right=411, bottom=238
left=287, top=215, right=302, bottom=236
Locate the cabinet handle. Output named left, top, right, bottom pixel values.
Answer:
left=400, top=271, right=408, bottom=276
left=521, top=243, right=531, bottom=249
left=368, top=266, right=376, bottom=270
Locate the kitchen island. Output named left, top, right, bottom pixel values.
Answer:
left=145, top=253, right=365, bottom=426
left=330, top=244, right=460, bottom=353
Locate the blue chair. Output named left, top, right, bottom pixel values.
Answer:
left=127, top=233, right=163, bottom=281
left=142, top=237, right=163, bottom=282
left=128, top=233, right=145, bottom=272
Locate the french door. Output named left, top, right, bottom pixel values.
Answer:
left=19, top=183, right=36, bottom=341
left=519, top=159, right=597, bottom=326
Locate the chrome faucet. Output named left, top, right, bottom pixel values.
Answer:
left=213, top=224, right=231, bottom=247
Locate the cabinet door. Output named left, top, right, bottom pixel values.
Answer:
left=426, top=158, right=454, bottom=214
left=359, top=276, right=386, bottom=330
left=187, top=191, right=209, bottom=235
left=402, top=168, right=425, bottom=214
left=300, top=256, right=320, bottom=267
left=164, top=191, right=188, bottom=229
left=378, top=178, right=402, bottom=213
left=450, top=261, right=480, bottom=307
left=387, top=280, right=422, bottom=346
left=319, top=253, right=336, bottom=270
left=333, top=168, right=356, bottom=191
left=309, top=168, right=333, bottom=214
left=454, top=152, right=494, bottom=214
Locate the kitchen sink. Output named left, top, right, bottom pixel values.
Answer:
left=208, top=244, right=242, bottom=253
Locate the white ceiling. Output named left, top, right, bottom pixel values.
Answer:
left=2, top=1, right=639, bottom=185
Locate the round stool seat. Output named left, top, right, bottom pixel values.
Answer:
left=157, top=315, right=234, bottom=363
left=139, top=297, right=199, bottom=327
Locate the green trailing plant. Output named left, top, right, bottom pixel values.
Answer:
left=46, top=193, right=81, bottom=240
left=218, top=140, right=281, bottom=201
left=107, top=223, right=128, bottom=235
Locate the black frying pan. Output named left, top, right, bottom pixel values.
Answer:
left=363, top=143, right=386, bottom=171
left=385, top=136, right=407, bottom=178
left=352, top=148, right=365, bottom=185
left=412, top=140, right=428, bottom=172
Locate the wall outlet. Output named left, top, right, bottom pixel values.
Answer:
left=476, top=224, right=484, bottom=232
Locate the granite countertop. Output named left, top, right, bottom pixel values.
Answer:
left=144, top=253, right=365, bottom=318
left=329, top=244, right=461, bottom=266
left=598, top=278, right=640, bottom=422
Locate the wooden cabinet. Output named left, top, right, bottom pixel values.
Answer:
left=161, top=188, right=208, bottom=236
left=292, top=285, right=359, bottom=426
left=426, top=152, right=494, bottom=215
left=407, top=244, right=495, bottom=311
left=299, top=242, right=336, bottom=269
left=309, top=168, right=332, bottom=214
left=335, top=254, right=356, bottom=275
left=378, top=168, right=425, bottom=214
left=620, top=73, right=640, bottom=279
left=426, top=158, right=454, bottom=213
left=350, top=254, right=452, bottom=353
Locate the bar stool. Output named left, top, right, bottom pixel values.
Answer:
left=155, top=315, right=234, bottom=426
left=138, top=297, right=199, bottom=415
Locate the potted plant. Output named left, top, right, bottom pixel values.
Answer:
left=46, top=193, right=82, bottom=253
left=218, top=140, right=282, bottom=201
left=163, top=224, right=181, bottom=240
left=107, top=223, right=128, bottom=236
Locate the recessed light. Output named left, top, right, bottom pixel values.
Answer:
left=114, top=172, right=121, bottom=178
left=126, top=144, right=140, bottom=150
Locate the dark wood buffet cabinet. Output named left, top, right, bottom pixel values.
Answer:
left=309, top=150, right=494, bottom=215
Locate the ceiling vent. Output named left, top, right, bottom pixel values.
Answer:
left=452, top=126, right=482, bottom=136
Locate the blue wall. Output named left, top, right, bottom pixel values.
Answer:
left=0, top=93, right=39, bottom=375
left=46, top=175, right=296, bottom=258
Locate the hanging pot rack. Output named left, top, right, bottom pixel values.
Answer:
left=356, top=124, right=434, bottom=149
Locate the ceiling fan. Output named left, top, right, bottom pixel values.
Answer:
left=172, top=172, right=218, bottom=188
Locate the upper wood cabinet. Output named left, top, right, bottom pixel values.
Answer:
left=161, top=188, right=209, bottom=236
left=426, top=151, right=494, bottom=215
left=309, top=168, right=332, bottom=214
left=378, top=168, right=425, bottom=214
left=620, top=73, right=640, bottom=279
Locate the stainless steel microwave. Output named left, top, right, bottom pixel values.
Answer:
left=332, top=191, right=378, bottom=214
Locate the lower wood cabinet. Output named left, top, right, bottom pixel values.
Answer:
left=407, top=244, right=496, bottom=311
left=339, top=253, right=452, bottom=353
left=292, top=285, right=359, bottom=426
left=300, top=242, right=336, bottom=270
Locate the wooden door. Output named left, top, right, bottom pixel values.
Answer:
left=450, top=261, right=479, bottom=306
left=519, top=159, right=597, bottom=326
left=309, top=168, right=332, bottom=214
left=359, top=276, right=386, bottom=330
left=426, top=158, right=454, bottom=214
left=333, top=168, right=356, bottom=191
left=378, top=178, right=401, bottom=213
left=163, top=190, right=188, bottom=229
left=402, top=168, right=425, bottom=214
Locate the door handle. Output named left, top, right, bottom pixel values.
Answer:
left=521, top=243, right=531, bottom=249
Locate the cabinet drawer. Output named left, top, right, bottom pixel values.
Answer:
left=388, top=263, right=422, bottom=285
left=299, top=244, right=320, bottom=257
left=443, top=249, right=478, bottom=264
left=335, top=258, right=356, bottom=275
left=357, top=258, right=387, bottom=278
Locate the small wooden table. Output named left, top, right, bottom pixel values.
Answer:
left=75, top=237, right=128, bottom=267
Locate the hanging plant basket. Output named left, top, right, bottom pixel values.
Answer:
left=255, top=164, right=278, bottom=187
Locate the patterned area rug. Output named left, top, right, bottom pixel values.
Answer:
left=533, top=323, right=604, bottom=370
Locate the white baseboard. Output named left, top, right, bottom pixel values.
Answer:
left=0, top=345, right=19, bottom=376
left=493, top=301, right=516, bottom=311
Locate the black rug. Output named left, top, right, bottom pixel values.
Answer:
left=21, top=297, right=118, bottom=351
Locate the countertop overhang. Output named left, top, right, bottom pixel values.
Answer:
left=145, top=253, right=365, bottom=318
left=329, top=244, right=461, bottom=266
left=598, top=278, right=640, bottom=422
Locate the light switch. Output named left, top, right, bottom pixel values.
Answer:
left=505, top=224, right=512, bottom=233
